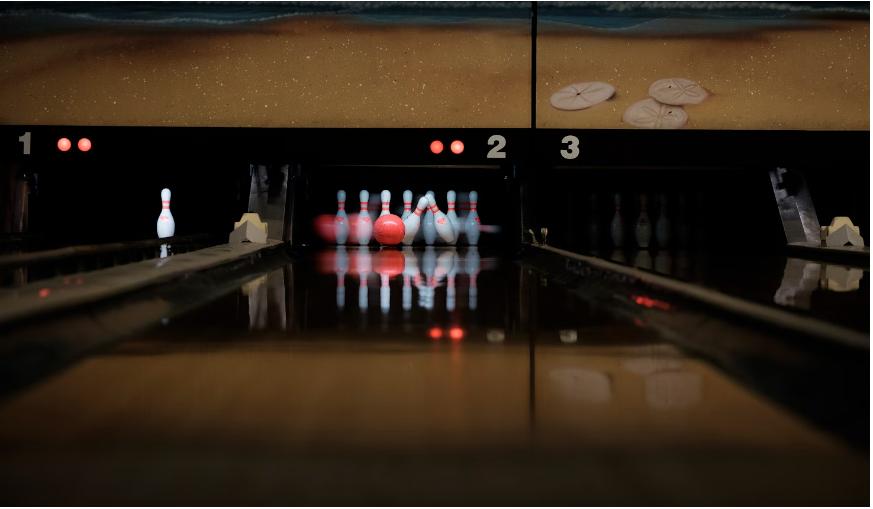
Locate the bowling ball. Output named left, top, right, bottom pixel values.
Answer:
left=374, top=214, right=405, bottom=245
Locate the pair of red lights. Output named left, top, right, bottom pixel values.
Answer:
left=430, top=139, right=464, bottom=155
left=57, top=137, right=91, bottom=152
left=429, top=326, right=465, bottom=341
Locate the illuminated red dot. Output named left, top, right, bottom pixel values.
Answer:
left=57, top=138, right=71, bottom=152
left=428, top=327, right=443, bottom=340
left=450, top=140, right=464, bottom=154
left=430, top=140, right=444, bottom=154
left=449, top=327, right=464, bottom=341
left=78, top=138, right=92, bottom=152
left=38, top=288, right=51, bottom=298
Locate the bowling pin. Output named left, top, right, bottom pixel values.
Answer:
left=464, top=190, right=481, bottom=246
left=335, top=190, right=349, bottom=245
left=357, top=190, right=372, bottom=245
left=634, top=193, right=652, bottom=249
left=446, top=190, right=460, bottom=245
left=610, top=193, right=624, bottom=248
left=335, top=246, right=348, bottom=310
left=655, top=193, right=671, bottom=248
left=401, top=190, right=413, bottom=220
left=427, top=194, right=456, bottom=244
left=465, top=247, right=480, bottom=310
left=402, top=197, right=428, bottom=245
left=157, top=188, right=175, bottom=239
left=423, top=190, right=437, bottom=245
left=379, top=190, right=391, bottom=217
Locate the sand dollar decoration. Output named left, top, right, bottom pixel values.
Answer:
left=622, top=98, right=688, bottom=129
left=648, top=78, right=708, bottom=105
left=550, top=81, right=615, bottom=111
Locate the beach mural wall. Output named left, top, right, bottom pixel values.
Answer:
left=0, top=2, right=531, bottom=128
left=0, top=2, right=868, bottom=130
left=538, top=2, right=869, bottom=130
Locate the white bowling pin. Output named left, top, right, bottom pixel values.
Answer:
left=610, top=193, right=624, bottom=248
left=401, top=190, right=413, bottom=220
left=422, top=190, right=437, bottom=245
left=379, top=190, right=391, bottom=217
left=427, top=194, right=456, bottom=244
left=634, top=193, right=652, bottom=248
left=465, top=247, right=480, bottom=310
left=464, top=190, right=480, bottom=246
left=357, top=190, right=372, bottom=245
left=402, top=197, right=428, bottom=245
left=446, top=190, right=459, bottom=245
left=655, top=193, right=671, bottom=248
left=336, top=246, right=348, bottom=310
left=335, top=190, right=349, bottom=245
left=156, top=188, right=175, bottom=239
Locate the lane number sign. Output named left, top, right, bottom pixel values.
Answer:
left=560, top=135, right=580, bottom=160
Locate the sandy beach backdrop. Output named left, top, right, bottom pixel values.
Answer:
left=0, top=17, right=531, bottom=127
left=0, top=5, right=868, bottom=130
left=538, top=20, right=869, bottom=130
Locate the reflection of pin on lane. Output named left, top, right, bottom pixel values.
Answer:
left=548, top=368, right=612, bottom=404
left=465, top=247, right=480, bottom=310
left=335, top=246, right=348, bottom=310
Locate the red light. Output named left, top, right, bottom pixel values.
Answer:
left=57, top=138, right=71, bottom=152
left=428, top=327, right=443, bottom=340
left=449, top=327, right=464, bottom=341
left=631, top=294, right=672, bottom=311
left=78, top=138, right=92, bottom=152
left=450, top=140, right=464, bottom=154
left=38, top=288, right=51, bottom=298
left=430, top=140, right=444, bottom=154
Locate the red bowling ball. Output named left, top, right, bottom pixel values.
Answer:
left=374, top=214, right=405, bottom=245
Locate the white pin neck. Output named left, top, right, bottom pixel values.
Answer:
left=160, top=188, right=171, bottom=208
left=414, top=197, right=428, bottom=214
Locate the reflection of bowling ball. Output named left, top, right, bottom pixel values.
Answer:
left=373, top=249, right=405, bottom=276
left=374, top=214, right=405, bottom=245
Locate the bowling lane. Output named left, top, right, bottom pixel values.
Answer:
left=0, top=247, right=866, bottom=505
